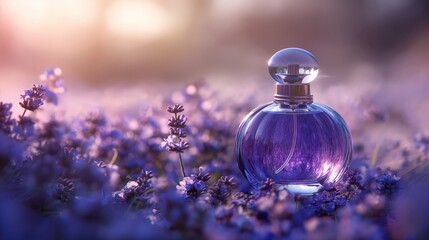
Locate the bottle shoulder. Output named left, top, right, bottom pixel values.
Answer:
left=238, top=101, right=350, bottom=133
left=254, top=102, right=337, bottom=115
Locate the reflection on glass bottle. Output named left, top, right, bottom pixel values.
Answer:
left=235, top=48, right=352, bottom=194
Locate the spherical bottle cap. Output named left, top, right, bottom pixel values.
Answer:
left=268, top=48, right=319, bottom=84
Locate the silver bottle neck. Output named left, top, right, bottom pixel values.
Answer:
left=274, top=83, right=313, bottom=105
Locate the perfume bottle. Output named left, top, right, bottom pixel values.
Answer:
left=235, top=48, right=352, bottom=194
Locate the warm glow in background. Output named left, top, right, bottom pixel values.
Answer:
left=0, top=0, right=429, bottom=138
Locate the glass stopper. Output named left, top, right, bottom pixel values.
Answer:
left=268, top=48, right=319, bottom=84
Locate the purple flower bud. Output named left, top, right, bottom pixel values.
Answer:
left=19, top=84, right=46, bottom=111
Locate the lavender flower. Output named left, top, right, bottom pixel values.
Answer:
left=114, top=170, right=154, bottom=210
left=177, top=167, right=211, bottom=199
left=305, top=183, right=347, bottom=217
left=207, top=176, right=237, bottom=205
left=19, top=84, right=45, bottom=116
left=375, top=172, right=400, bottom=197
left=160, top=135, right=189, bottom=154
left=167, top=104, right=184, bottom=114
left=168, top=114, right=187, bottom=129
left=14, top=85, right=48, bottom=139
left=121, top=171, right=154, bottom=197
left=161, top=104, right=189, bottom=177
left=0, top=74, right=424, bottom=239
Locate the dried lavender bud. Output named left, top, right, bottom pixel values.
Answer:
left=169, top=128, right=187, bottom=138
left=168, top=114, right=187, bottom=128
left=195, top=167, right=211, bottom=182
left=167, top=104, right=184, bottom=114
left=136, top=170, right=154, bottom=190
left=167, top=141, right=189, bottom=154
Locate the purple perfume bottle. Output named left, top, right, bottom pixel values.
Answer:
left=235, top=48, right=352, bottom=194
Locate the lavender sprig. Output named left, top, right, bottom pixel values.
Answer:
left=19, top=84, right=46, bottom=117
left=114, top=170, right=154, bottom=211
left=161, top=104, right=189, bottom=177
left=0, top=77, right=424, bottom=239
left=208, top=176, right=237, bottom=205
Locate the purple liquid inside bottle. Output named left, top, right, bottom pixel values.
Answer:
left=236, top=103, right=352, bottom=194
left=235, top=48, right=352, bottom=194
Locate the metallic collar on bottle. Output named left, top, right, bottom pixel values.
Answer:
left=274, top=83, right=313, bottom=104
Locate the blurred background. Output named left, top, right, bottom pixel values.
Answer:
left=1, top=0, right=429, bottom=140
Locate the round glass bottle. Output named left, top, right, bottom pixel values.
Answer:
left=235, top=48, right=352, bottom=194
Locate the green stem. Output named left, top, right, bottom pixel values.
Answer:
left=174, top=112, right=186, bottom=178
left=178, top=152, right=186, bottom=177
left=21, top=109, right=27, bottom=118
